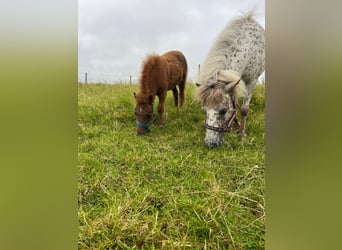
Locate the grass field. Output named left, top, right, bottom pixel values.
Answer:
left=78, top=83, right=265, bottom=249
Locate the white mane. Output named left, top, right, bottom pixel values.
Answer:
left=199, top=12, right=255, bottom=85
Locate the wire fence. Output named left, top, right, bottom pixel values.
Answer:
left=78, top=65, right=201, bottom=84
left=77, top=72, right=138, bottom=84
left=78, top=67, right=265, bottom=84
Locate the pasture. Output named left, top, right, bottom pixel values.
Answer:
left=78, top=83, right=265, bottom=249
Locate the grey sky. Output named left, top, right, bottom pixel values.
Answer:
left=78, top=0, right=265, bottom=83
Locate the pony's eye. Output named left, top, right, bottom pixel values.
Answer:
left=219, top=108, right=228, bottom=115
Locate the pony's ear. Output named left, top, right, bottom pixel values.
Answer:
left=224, top=79, right=247, bottom=98
left=148, top=95, right=153, bottom=104
left=133, top=92, right=137, bottom=98
left=218, top=69, right=243, bottom=91
left=224, top=79, right=241, bottom=92
left=195, top=83, right=201, bottom=87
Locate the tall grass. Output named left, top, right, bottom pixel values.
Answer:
left=78, top=83, right=265, bottom=249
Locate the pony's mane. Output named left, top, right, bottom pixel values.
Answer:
left=197, top=80, right=228, bottom=108
left=139, top=53, right=160, bottom=95
left=199, top=13, right=256, bottom=84
left=196, top=12, right=258, bottom=107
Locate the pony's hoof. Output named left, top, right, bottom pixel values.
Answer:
left=159, top=124, right=164, bottom=128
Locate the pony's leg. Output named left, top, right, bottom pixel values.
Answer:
left=239, top=79, right=257, bottom=137
left=178, top=80, right=186, bottom=107
left=157, top=93, right=167, bottom=127
left=232, top=98, right=240, bottom=128
left=234, top=116, right=240, bottom=127
left=172, top=87, right=179, bottom=107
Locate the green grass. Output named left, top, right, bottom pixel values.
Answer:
left=78, top=83, right=265, bottom=249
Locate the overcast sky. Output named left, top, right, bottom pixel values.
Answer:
left=78, top=0, right=265, bottom=83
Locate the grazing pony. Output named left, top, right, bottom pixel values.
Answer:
left=196, top=13, right=265, bottom=147
left=134, top=50, right=187, bottom=134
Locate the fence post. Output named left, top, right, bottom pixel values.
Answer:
left=198, top=64, right=201, bottom=82
left=130, top=75, right=132, bottom=85
left=85, top=72, right=88, bottom=84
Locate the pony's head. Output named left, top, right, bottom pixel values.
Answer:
left=134, top=92, right=153, bottom=135
left=196, top=70, right=246, bottom=147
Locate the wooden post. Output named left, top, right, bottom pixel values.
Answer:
left=198, top=64, right=201, bottom=82
left=130, top=75, right=132, bottom=85
left=85, top=72, right=88, bottom=84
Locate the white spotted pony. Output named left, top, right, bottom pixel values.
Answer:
left=196, top=13, right=265, bottom=147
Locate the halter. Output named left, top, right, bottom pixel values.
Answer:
left=204, top=95, right=237, bottom=133
left=136, top=104, right=153, bottom=131
left=136, top=120, right=152, bottom=131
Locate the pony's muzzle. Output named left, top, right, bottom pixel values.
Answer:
left=136, top=119, right=151, bottom=135
left=204, top=131, right=223, bottom=148
left=136, top=127, right=148, bottom=135
left=205, top=140, right=222, bottom=148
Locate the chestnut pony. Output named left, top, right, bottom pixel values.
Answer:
left=134, top=50, right=187, bottom=134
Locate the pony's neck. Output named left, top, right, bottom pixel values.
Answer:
left=138, top=83, right=152, bottom=96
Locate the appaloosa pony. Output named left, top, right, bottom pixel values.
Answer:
left=196, top=13, right=265, bottom=147
left=134, top=50, right=187, bottom=134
